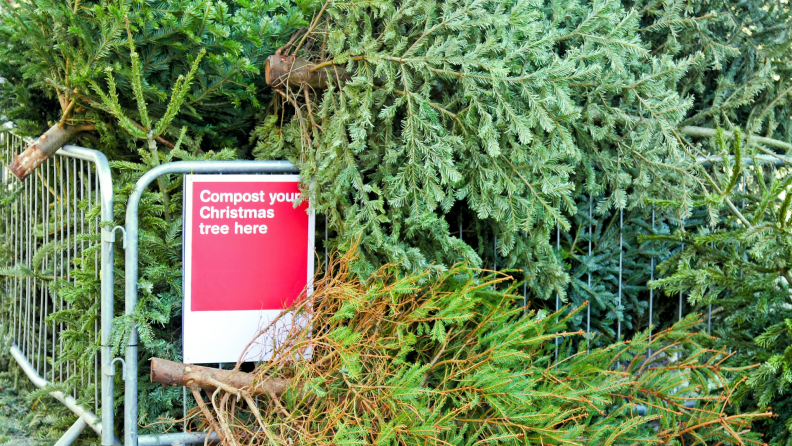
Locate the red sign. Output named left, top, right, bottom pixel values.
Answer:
left=183, top=174, right=314, bottom=363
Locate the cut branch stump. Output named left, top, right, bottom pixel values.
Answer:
left=149, top=357, right=291, bottom=397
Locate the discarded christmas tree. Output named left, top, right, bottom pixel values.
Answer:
left=155, top=253, right=769, bottom=445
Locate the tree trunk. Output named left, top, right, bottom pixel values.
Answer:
left=150, top=357, right=291, bottom=397
left=265, top=54, right=349, bottom=89
left=8, top=123, right=93, bottom=181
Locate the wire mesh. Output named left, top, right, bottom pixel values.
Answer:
left=0, top=132, right=102, bottom=414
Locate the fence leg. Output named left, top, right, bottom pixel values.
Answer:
left=53, top=418, right=88, bottom=446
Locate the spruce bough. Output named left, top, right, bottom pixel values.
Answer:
left=180, top=255, right=770, bottom=445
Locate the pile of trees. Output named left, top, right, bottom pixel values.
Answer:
left=154, top=254, right=771, bottom=445
left=0, top=0, right=791, bottom=443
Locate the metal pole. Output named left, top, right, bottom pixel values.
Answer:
left=53, top=418, right=88, bottom=446
left=555, top=225, right=560, bottom=358
left=649, top=207, right=655, bottom=351
left=522, top=231, right=527, bottom=313
left=124, top=161, right=298, bottom=446
left=617, top=207, right=623, bottom=341
left=587, top=195, right=592, bottom=352
left=324, top=216, right=329, bottom=272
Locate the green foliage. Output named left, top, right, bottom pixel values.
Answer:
left=647, top=132, right=792, bottom=444
left=200, top=259, right=769, bottom=445
left=0, top=0, right=320, bottom=153
left=1, top=0, right=791, bottom=443
left=251, top=0, right=792, bottom=441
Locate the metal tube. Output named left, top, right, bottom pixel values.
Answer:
left=587, top=195, right=592, bottom=352
left=523, top=230, right=527, bottom=313
left=59, top=145, right=115, bottom=446
left=696, top=154, right=791, bottom=166
left=708, top=241, right=713, bottom=334
left=493, top=236, right=497, bottom=272
left=92, top=165, right=99, bottom=415
left=59, top=157, right=64, bottom=381
left=51, top=158, right=57, bottom=382
left=617, top=207, right=623, bottom=341
left=25, top=170, right=31, bottom=359
left=53, top=418, right=88, bottom=446
left=72, top=157, right=77, bottom=397
left=10, top=134, right=18, bottom=344
left=80, top=159, right=85, bottom=392
left=649, top=207, right=655, bottom=350
left=555, top=225, right=560, bottom=357
left=124, top=161, right=298, bottom=446
left=137, top=432, right=220, bottom=445
left=44, top=156, right=51, bottom=381
left=325, top=215, right=329, bottom=272
left=34, top=161, right=41, bottom=373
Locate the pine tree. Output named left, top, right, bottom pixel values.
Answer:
left=180, top=254, right=770, bottom=445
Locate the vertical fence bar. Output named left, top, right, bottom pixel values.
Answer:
left=325, top=216, right=329, bottom=271
left=58, top=157, right=65, bottom=382
left=79, top=159, right=85, bottom=392
left=523, top=231, right=527, bottom=313
left=648, top=207, right=655, bottom=352
left=25, top=165, right=31, bottom=359
left=493, top=236, right=497, bottom=272
left=41, top=158, right=48, bottom=380
left=647, top=206, right=655, bottom=358
left=586, top=195, right=592, bottom=352
left=617, top=206, right=623, bottom=341
left=679, top=219, right=684, bottom=322
left=45, top=156, right=52, bottom=381
left=72, top=157, right=77, bottom=397
left=555, top=225, right=560, bottom=358
left=708, top=241, right=713, bottom=334
left=34, top=164, right=40, bottom=373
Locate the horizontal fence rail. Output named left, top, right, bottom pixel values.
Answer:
left=0, top=132, right=117, bottom=444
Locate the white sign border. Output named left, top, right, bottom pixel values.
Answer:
left=183, top=174, right=315, bottom=364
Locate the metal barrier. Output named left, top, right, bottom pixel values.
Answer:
left=121, top=160, right=298, bottom=446
left=0, top=132, right=118, bottom=445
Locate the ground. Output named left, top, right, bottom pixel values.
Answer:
left=0, top=357, right=100, bottom=446
left=0, top=368, right=44, bottom=446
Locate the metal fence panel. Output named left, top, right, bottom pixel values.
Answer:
left=122, top=160, right=299, bottom=446
left=0, top=132, right=117, bottom=444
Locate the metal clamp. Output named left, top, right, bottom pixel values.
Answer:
left=103, top=358, right=127, bottom=381
left=102, top=226, right=127, bottom=249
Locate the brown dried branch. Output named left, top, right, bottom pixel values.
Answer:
left=189, top=385, right=225, bottom=443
